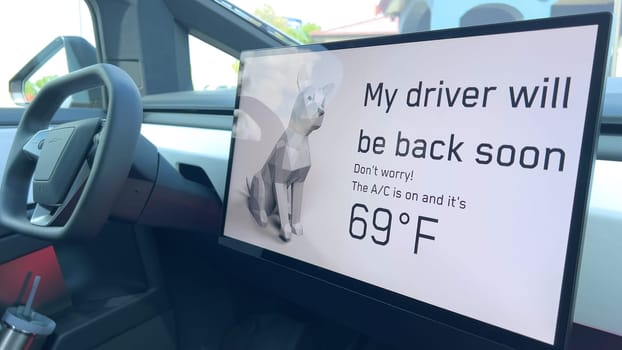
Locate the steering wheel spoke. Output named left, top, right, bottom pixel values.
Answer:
left=30, top=162, right=90, bottom=227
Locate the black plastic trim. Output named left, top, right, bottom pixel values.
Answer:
left=0, top=234, right=50, bottom=264
left=49, top=288, right=170, bottom=350
left=600, top=123, right=622, bottom=135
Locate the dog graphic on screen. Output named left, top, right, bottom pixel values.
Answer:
left=247, top=79, right=334, bottom=242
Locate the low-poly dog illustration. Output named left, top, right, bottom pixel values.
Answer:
left=247, top=82, right=334, bottom=242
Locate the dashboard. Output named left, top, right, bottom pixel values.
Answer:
left=0, top=83, right=620, bottom=348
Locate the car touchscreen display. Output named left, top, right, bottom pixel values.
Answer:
left=222, top=13, right=610, bottom=349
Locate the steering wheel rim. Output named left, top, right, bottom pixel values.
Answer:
left=0, top=63, right=142, bottom=240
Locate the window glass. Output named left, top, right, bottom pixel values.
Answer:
left=0, top=0, right=96, bottom=107
left=189, top=35, right=239, bottom=91
left=223, top=0, right=622, bottom=76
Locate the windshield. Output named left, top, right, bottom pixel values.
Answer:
left=220, top=0, right=622, bottom=77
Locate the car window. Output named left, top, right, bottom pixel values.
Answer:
left=189, top=35, right=239, bottom=91
left=221, top=0, right=622, bottom=76
left=0, top=0, right=96, bottom=107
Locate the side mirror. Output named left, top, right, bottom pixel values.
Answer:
left=9, top=36, right=103, bottom=107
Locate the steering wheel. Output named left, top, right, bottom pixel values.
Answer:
left=0, top=64, right=142, bottom=240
